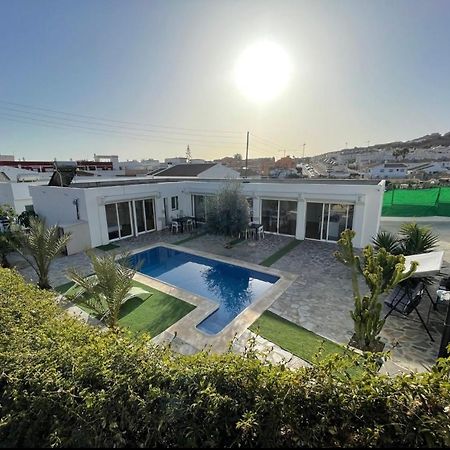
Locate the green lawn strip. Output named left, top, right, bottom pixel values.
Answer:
left=54, top=279, right=195, bottom=337
left=259, top=239, right=302, bottom=267
left=173, top=231, right=207, bottom=245
left=96, top=243, right=120, bottom=251
left=249, top=311, right=353, bottom=365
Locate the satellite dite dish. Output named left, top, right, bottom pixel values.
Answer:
left=48, top=161, right=77, bottom=187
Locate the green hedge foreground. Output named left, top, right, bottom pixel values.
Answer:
left=1, top=269, right=450, bottom=448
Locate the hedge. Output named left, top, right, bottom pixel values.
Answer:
left=0, top=268, right=449, bottom=447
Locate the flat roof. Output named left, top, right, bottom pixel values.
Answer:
left=70, top=177, right=382, bottom=189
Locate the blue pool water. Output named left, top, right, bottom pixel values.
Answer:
left=130, top=246, right=279, bottom=334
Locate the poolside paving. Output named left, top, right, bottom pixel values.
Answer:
left=268, top=239, right=446, bottom=372
left=14, top=226, right=448, bottom=372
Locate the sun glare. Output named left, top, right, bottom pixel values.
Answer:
left=234, top=40, right=292, bottom=103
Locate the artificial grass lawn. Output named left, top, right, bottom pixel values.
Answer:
left=250, top=310, right=352, bottom=364
left=259, top=239, right=302, bottom=267
left=55, top=279, right=195, bottom=337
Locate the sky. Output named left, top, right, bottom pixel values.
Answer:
left=1, top=0, right=450, bottom=162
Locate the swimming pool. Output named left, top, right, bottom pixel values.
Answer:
left=130, top=246, right=279, bottom=334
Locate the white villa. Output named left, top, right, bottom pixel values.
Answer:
left=29, top=177, right=384, bottom=255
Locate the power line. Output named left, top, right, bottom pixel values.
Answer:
left=250, top=133, right=285, bottom=149
left=0, top=114, right=246, bottom=149
left=0, top=105, right=244, bottom=141
left=0, top=99, right=243, bottom=135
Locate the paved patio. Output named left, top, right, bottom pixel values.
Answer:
left=14, top=225, right=448, bottom=372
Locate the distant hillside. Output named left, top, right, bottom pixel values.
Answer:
left=320, top=132, right=450, bottom=157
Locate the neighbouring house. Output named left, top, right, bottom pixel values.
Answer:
left=153, top=163, right=240, bottom=179
left=30, top=177, right=385, bottom=254
left=0, top=166, right=50, bottom=213
left=369, top=162, right=408, bottom=179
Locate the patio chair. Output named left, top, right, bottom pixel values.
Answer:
left=385, top=281, right=434, bottom=342
left=185, top=218, right=194, bottom=232
left=171, top=221, right=180, bottom=233
left=256, top=225, right=264, bottom=240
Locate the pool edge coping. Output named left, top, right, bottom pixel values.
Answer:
left=128, top=242, right=297, bottom=353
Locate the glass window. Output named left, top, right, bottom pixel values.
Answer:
left=193, top=195, right=206, bottom=222
left=144, top=199, right=155, bottom=231
left=117, top=202, right=132, bottom=238
left=135, top=200, right=145, bottom=233
left=246, top=197, right=254, bottom=222
left=261, top=199, right=278, bottom=233
left=105, top=203, right=119, bottom=240
left=278, top=201, right=297, bottom=236
left=305, top=203, right=323, bottom=239
left=171, top=196, right=178, bottom=210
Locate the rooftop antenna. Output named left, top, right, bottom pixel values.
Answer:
left=245, top=131, right=249, bottom=178
left=186, top=145, right=192, bottom=163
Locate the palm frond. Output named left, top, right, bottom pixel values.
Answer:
left=398, top=222, right=439, bottom=255
left=372, top=231, right=401, bottom=254
left=66, top=251, right=137, bottom=328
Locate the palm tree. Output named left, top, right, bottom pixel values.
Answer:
left=398, top=222, right=439, bottom=255
left=66, top=252, right=136, bottom=329
left=14, top=217, right=71, bottom=289
left=372, top=230, right=401, bottom=255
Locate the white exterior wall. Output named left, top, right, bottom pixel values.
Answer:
left=370, top=165, right=407, bottom=179
left=31, top=179, right=384, bottom=254
left=0, top=182, right=36, bottom=213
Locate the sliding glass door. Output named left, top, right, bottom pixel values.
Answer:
left=106, top=201, right=133, bottom=241
left=134, top=198, right=155, bottom=235
left=305, top=202, right=354, bottom=242
left=193, top=195, right=207, bottom=222
left=105, top=198, right=155, bottom=241
left=261, top=199, right=297, bottom=236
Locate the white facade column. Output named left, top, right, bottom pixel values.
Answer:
left=296, top=195, right=306, bottom=240
left=352, top=195, right=366, bottom=248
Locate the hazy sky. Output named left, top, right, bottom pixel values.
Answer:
left=1, top=0, right=450, bottom=162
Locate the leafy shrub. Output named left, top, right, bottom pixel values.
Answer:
left=205, top=181, right=249, bottom=237
left=0, top=269, right=449, bottom=448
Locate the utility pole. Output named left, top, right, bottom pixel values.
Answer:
left=245, top=131, right=249, bottom=178
left=367, top=140, right=370, bottom=148
left=302, top=143, right=306, bottom=159
left=345, top=141, right=348, bottom=149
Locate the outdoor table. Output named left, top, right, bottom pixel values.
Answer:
left=248, top=222, right=263, bottom=240
left=174, top=216, right=196, bottom=233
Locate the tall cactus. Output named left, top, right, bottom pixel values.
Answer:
left=335, top=230, right=418, bottom=351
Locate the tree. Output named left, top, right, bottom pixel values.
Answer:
left=66, top=252, right=136, bottom=329
left=13, top=217, right=71, bottom=289
left=335, top=229, right=417, bottom=351
left=205, top=181, right=249, bottom=237
left=233, top=153, right=243, bottom=161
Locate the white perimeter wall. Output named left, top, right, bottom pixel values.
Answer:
left=31, top=180, right=384, bottom=253
left=0, top=183, right=35, bottom=213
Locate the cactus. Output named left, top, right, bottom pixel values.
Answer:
left=335, top=230, right=418, bottom=351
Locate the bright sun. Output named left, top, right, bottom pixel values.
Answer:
left=234, top=40, right=292, bottom=103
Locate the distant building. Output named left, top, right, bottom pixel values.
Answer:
left=369, top=162, right=408, bottom=179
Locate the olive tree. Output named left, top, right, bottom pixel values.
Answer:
left=205, top=181, right=250, bottom=237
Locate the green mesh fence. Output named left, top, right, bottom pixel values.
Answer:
left=382, top=187, right=450, bottom=217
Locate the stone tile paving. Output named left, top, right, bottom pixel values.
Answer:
left=14, top=226, right=446, bottom=372
left=269, top=239, right=446, bottom=372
